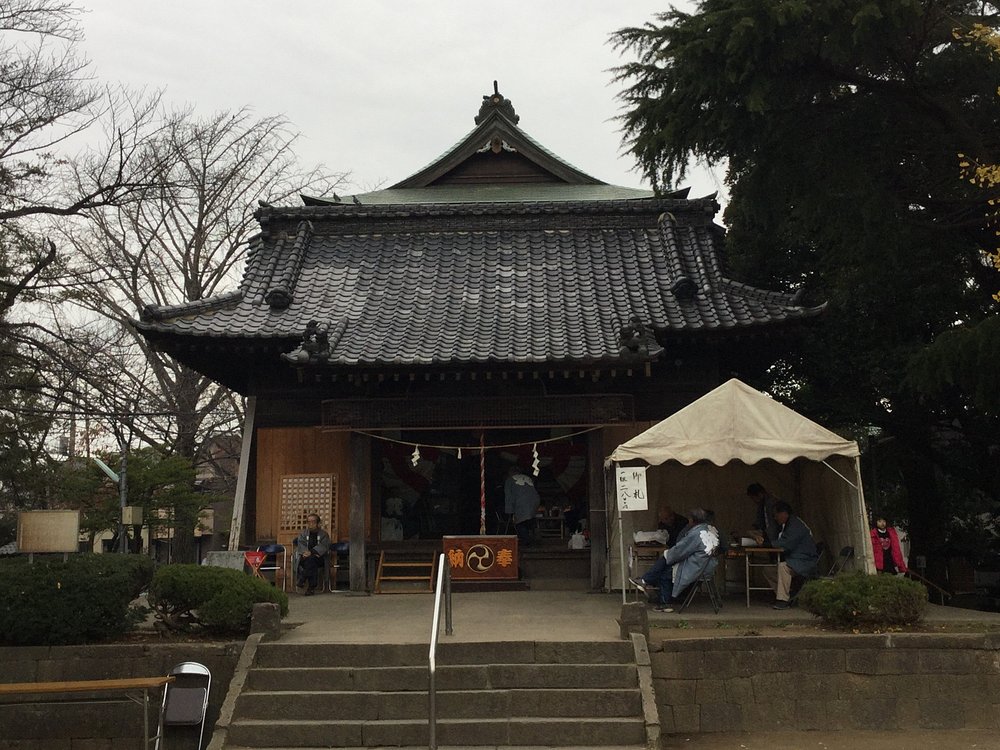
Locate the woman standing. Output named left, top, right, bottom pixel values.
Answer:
left=870, top=517, right=908, bottom=575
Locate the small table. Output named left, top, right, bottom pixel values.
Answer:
left=630, top=545, right=668, bottom=602
left=0, top=676, right=175, bottom=748
left=731, top=546, right=783, bottom=607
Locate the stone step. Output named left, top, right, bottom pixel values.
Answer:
left=245, top=663, right=638, bottom=692
left=235, top=687, right=641, bottom=721
left=525, top=577, right=590, bottom=591
left=227, top=717, right=646, bottom=748
left=253, top=641, right=633, bottom=668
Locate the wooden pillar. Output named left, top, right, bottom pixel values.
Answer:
left=349, top=432, right=370, bottom=591
left=228, top=396, right=256, bottom=551
left=587, top=429, right=607, bottom=590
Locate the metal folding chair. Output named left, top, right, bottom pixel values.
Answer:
left=677, top=574, right=722, bottom=614
left=154, top=661, right=211, bottom=750
left=495, top=510, right=511, bottom=535
left=826, top=546, right=855, bottom=577
left=256, top=542, right=287, bottom=591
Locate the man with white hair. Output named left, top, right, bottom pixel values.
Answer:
left=630, top=508, right=720, bottom=613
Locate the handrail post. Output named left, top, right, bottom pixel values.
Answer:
left=445, top=556, right=453, bottom=636
left=428, top=552, right=454, bottom=750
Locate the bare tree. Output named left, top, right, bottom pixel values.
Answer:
left=0, top=0, right=164, bottom=319
left=58, top=107, right=347, bottom=460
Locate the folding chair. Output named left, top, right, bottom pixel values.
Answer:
left=495, top=510, right=511, bottom=535
left=677, top=573, right=722, bottom=614
left=256, top=542, right=287, bottom=591
left=814, top=541, right=827, bottom=573
left=826, top=546, right=855, bottom=577
left=155, top=661, right=211, bottom=750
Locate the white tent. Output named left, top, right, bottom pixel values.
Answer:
left=606, top=379, right=875, bottom=591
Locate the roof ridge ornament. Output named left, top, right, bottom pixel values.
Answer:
left=618, top=315, right=665, bottom=360
left=475, top=80, right=519, bottom=125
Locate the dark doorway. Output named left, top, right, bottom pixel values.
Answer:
left=373, top=429, right=589, bottom=541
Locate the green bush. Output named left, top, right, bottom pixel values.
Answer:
left=0, top=554, right=154, bottom=646
left=148, top=564, right=288, bottom=635
left=798, top=571, right=928, bottom=629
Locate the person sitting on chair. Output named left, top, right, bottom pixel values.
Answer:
left=766, top=501, right=818, bottom=609
left=630, top=508, right=720, bottom=613
left=657, top=504, right=689, bottom=546
left=294, top=513, right=331, bottom=595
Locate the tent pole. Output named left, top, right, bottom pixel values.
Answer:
left=618, top=508, right=626, bottom=605
left=853, top=457, right=876, bottom=574
left=821, top=459, right=859, bottom=490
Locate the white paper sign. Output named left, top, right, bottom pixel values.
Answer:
left=616, top=466, right=648, bottom=512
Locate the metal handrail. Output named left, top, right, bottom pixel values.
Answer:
left=428, top=553, right=452, bottom=750
left=904, top=568, right=951, bottom=605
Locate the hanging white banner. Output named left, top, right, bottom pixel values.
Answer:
left=615, top=465, right=648, bottom=512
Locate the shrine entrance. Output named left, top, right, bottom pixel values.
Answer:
left=372, top=428, right=590, bottom=543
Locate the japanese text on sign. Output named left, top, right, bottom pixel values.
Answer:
left=616, top=466, right=648, bottom=512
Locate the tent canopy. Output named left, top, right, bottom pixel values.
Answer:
left=609, top=378, right=859, bottom=467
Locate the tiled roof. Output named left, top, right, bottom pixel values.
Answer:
left=136, top=196, right=822, bottom=367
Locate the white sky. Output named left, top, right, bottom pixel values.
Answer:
left=76, top=0, right=725, bottom=200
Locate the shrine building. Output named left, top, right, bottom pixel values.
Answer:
left=135, top=85, right=821, bottom=591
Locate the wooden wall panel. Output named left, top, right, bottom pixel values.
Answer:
left=255, top=428, right=370, bottom=543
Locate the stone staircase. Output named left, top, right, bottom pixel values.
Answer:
left=224, top=640, right=646, bottom=748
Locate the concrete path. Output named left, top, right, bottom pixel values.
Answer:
left=279, top=589, right=1000, bottom=644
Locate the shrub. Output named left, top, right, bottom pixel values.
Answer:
left=148, top=564, right=288, bottom=635
left=798, top=571, right=928, bottom=629
left=0, top=554, right=154, bottom=646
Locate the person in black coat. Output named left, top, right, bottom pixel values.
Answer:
left=294, top=514, right=332, bottom=595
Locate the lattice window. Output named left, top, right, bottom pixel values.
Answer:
left=279, top=473, right=336, bottom=537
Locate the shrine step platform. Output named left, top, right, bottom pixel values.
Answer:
left=225, top=641, right=645, bottom=748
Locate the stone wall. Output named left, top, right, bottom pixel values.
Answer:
left=651, top=633, right=1000, bottom=734
left=0, top=642, right=242, bottom=750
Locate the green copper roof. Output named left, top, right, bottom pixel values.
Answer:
left=302, top=183, right=655, bottom=206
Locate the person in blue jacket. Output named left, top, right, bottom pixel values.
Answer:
left=766, top=501, right=818, bottom=609
left=629, top=508, right=720, bottom=613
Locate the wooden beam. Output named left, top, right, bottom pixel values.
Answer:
left=228, top=396, right=257, bottom=551
left=349, top=432, right=370, bottom=592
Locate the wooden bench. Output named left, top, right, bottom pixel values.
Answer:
left=0, top=676, right=175, bottom=748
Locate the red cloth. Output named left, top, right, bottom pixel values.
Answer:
left=870, top=527, right=907, bottom=573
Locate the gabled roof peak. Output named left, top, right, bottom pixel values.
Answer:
left=389, top=84, right=603, bottom=189
left=475, top=81, right=519, bottom=125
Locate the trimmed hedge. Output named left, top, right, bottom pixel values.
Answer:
left=148, top=564, right=288, bottom=635
left=799, top=571, right=928, bottom=629
left=0, top=554, right=154, bottom=646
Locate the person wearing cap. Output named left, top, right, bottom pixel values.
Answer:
left=766, top=501, right=818, bottom=609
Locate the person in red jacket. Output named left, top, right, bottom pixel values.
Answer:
left=870, top=516, right=908, bottom=574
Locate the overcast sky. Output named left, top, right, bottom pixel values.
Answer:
left=76, top=1, right=725, bottom=200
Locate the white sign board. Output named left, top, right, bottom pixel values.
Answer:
left=615, top=466, right=649, bottom=512
left=17, top=510, right=81, bottom=553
